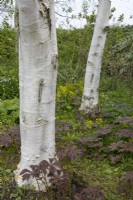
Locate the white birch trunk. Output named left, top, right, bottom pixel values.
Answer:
left=80, top=0, right=111, bottom=113
left=15, top=0, right=58, bottom=190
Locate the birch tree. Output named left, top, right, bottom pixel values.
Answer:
left=14, top=0, right=58, bottom=190
left=80, top=0, right=111, bottom=113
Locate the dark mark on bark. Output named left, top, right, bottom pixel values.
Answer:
left=84, top=95, right=94, bottom=100
left=52, top=55, right=58, bottom=69
left=38, top=79, right=44, bottom=102
left=39, top=0, right=51, bottom=32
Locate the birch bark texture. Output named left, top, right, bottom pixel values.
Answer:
left=80, top=0, right=111, bottom=113
left=15, top=0, right=58, bottom=189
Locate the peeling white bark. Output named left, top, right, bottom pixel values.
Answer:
left=15, top=0, right=58, bottom=190
left=80, top=0, right=111, bottom=113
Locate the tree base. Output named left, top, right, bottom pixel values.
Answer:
left=80, top=103, right=99, bottom=114
left=14, top=164, right=48, bottom=191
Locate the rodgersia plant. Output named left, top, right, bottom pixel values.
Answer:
left=20, top=158, right=71, bottom=199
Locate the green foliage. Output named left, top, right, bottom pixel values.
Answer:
left=0, top=98, right=19, bottom=113
left=58, top=24, right=133, bottom=90
left=0, top=24, right=17, bottom=67
left=0, top=24, right=19, bottom=100
left=116, top=28, right=133, bottom=62
left=0, top=23, right=133, bottom=98
left=85, top=11, right=96, bottom=24
left=118, top=28, right=133, bottom=50
left=0, top=98, right=19, bottom=125
left=56, top=82, right=83, bottom=117
left=57, top=26, right=93, bottom=83
left=102, top=26, right=133, bottom=93
left=0, top=80, right=133, bottom=199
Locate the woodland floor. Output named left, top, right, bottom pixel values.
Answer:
left=0, top=82, right=133, bottom=200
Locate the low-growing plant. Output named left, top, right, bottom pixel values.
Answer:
left=0, top=98, right=19, bottom=125
left=118, top=171, right=133, bottom=199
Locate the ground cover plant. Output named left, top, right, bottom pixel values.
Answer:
left=1, top=81, right=133, bottom=199
left=0, top=24, right=133, bottom=199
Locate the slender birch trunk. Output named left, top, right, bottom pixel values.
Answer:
left=15, top=0, right=58, bottom=190
left=80, top=0, right=111, bottom=113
